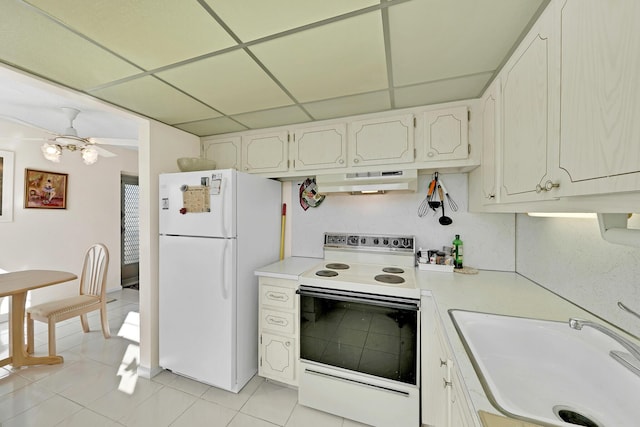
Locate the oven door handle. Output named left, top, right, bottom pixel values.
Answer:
left=296, top=288, right=419, bottom=311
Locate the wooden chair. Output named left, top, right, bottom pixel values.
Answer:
left=27, top=243, right=111, bottom=356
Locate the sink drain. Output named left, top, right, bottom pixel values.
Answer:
left=553, top=405, right=603, bottom=427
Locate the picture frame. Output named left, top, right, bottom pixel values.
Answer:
left=24, top=169, right=68, bottom=209
left=0, top=150, right=15, bottom=222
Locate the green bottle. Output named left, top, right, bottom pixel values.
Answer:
left=453, top=234, right=463, bottom=269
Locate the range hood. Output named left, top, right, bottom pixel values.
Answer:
left=315, top=170, right=418, bottom=194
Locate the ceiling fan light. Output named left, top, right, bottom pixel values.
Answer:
left=81, top=146, right=99, bottom=165
left=41, top=142, right=61, bottom=162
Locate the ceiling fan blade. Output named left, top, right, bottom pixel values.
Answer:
left=88, top=137, right=138, bottom=148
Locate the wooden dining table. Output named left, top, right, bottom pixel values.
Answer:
left=0, top=270, right=77, bottom=368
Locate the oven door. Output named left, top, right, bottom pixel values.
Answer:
left=298, top=285, right=419, bottom=385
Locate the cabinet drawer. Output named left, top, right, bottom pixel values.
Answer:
left=261, top=308, right=295, bottom=334
left=261, top=285, right=295, bottom=309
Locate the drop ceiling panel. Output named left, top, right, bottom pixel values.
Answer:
left=394, top=72, right=494, bottom=108
left=176, top=117, right=247, bottom=136
left=25, top=0, right=236, bottom=71
left=389, top=0, right=544, bottom=86
left=0, top=0, right=142, bottom=90
left=157, top=50, right=293, bottom=115
left=205, top=0, right=379, bottom=42
left=303, top=91, right=391, bottom=121
left=250, top=11, right=388, bottom=103
left=232, top=106, right=310, bottom=129
left=90, top=76, right=221, bottom=124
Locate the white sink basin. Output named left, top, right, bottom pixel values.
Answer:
left=450, top=310, right=640, bottom=427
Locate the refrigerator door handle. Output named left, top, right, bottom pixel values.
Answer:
left=220, top=176, right=230, bottom=238
left=221, top=238, right=229, bottom=300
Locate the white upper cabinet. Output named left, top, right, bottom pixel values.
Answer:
left=202, top=136, right=241, bottom=170
left=241, top=131, right=289, bottom=173
left=500, top=4, right=559, bottom=203
left=348, top=114, right=415, bottom=167
left=419, top=106, right=469, bottom=162
left=292, top=124, right=347, bottom=171
left=556, top=0, right=640, bottom=197
left=480, top=80, right=499, bottom=204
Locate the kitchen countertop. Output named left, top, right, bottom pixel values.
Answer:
left=254, top=256, right=321, bottom=280
left=415, top=269, right=607, bottom=427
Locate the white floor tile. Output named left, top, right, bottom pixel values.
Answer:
left=0, top=383, right=54, bottom=423
left=240, top=381, right=297, bottom=426
left=54, top=408, right=122, bottom=427
left=2, top=394, right=83, bottom=427
left=285, top=404, right=343, bottom=427
left=118, top=385, right=197, bottom=427
left=86, top=376, right=163, bottom=421
left=169, top=398, right=237, bottom=427
left=227, top=412, right=280, bottom=427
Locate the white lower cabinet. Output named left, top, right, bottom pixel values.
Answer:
left=258, top=277, right=298, bottom=386
left=421, top=296, right=473, bottom=427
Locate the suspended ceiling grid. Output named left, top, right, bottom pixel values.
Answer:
left=0, top=0, right=546, bottom=137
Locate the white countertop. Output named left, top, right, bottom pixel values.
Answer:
left=254, top=256, right=322, bottom=280
left=415, top=269, right=605, bottom=425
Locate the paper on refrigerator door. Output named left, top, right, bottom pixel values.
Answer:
left=181, top=185, right=210, bottom=213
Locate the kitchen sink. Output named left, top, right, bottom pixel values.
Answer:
left=450, top=310, right=640, bottom=427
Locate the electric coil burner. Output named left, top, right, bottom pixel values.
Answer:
left=298, top=232, right=420, bottom=427
left=325, top=262, right=350, bottom=270
left=375, top=273, right=405, bottom=284
left=382, top=266, right=405, bottom=274
left=315, top=270, right=338, bottom=277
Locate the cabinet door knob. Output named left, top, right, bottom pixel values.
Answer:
left=428, top=151, right=435, bottom=158
left=285, top=341, right=291, bottom=347
left=353, top=158, right=359, bottom=163
left=338, top=159, right=344, bottom=164
left=536, top=180, right=560, bottom=193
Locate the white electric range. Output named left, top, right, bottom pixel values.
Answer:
left=297, top=232, right=421, bottom=427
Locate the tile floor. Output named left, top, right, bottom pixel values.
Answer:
left=0, top=288, right=372, bottom=427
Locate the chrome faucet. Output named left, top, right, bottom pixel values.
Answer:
left=569, top=318, right=640, bottom=377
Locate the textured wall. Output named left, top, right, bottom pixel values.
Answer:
left=290, top=172, right=516, bottom=272
left=516, top=213, right=640, bottom=335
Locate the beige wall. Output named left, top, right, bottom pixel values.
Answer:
left=137, top=119, right=200, bottom=378
left=0, top=119, right=138, bottom=306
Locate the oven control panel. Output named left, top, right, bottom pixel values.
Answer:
left=324, top=233, right=415, bottom=252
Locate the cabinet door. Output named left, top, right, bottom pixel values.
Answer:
left=292, top=124, right=347, bottom=171
left=481, top=81, right=499, bottom=204
left=202, top=136, right=241, bottom=170
left=349, top=114, right=415, bottom=167
left=259, top=332, right=295, bottom=383
left=557, top=0, right=640, bottom=196
left=241, top=131, right=289, bottom=173
left=449, top=367, right=474, bottom=427
left=421, top=297, right=449, bottom=427
left=419, top=107, right=468, bottom=162
left=500, top=7, right=559, bottom=203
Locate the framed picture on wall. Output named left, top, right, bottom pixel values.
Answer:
left=24, top=169, right=68, bottom=209
left=0, top=150, right=15, bottom=221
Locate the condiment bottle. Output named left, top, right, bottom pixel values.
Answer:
left=453, top=234, right=463, bottom=269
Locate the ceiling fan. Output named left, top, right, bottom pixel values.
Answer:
left=1, top=107, right=138, bottom=164
left=41, top=107, right=118, bottom=164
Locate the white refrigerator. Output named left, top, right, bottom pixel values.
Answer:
left=159, top=169, right=281, bottom=392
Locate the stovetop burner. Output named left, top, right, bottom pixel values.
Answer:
left=382, top=267, right=404, bottom=274
left=316, top=270, right=339, bottom=277
left=374, top=274, right=405, bottom=284
left=325, top=263, right=350, bottom=270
